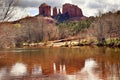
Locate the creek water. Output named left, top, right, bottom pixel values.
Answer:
left=0, top=46, right=120, bottom=80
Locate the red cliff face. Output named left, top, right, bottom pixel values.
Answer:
left=53, top=7, right=57, bottom=16
left=62, top=3, right=83, bottom=18
left=39, top=3, right=85, bottom=21
left=39, top=3, right=51, bottom=17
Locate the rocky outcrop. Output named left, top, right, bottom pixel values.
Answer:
left=39, top=3, right=84, bottom=22
left=39, top=3, right=51, bottom=17
left=53, top=7, right=57, bottom=16
left=63, top=3, right=83, bottom=18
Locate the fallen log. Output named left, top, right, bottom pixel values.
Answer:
left=53, top=37, right=83, bottom=43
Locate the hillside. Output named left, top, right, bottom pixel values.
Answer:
left=0, top=10, right=120, bottom=48
left=0, top=16, right=59, bottom=48
left=89, top=11, right=120, bottom=46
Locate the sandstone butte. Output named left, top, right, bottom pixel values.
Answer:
left=39, top=3, right=86, bottom=21
left=39, top=3, right=51, bottom=17
left=53, top=7, right=57, bottom=16
left=62, top=3, right=83, bottom=18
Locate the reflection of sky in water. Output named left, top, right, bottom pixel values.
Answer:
left=0, top=63, right=27, bottom=80
left=32, top=65, right=42, bottom=75
left=0, top=58, right=119, bottom=80
left=77, top=58, right=99, bottom=80
left=52, top=58, right=100, bottom=80
left=0, top=59, right=100, bottom=80
left=10, top=63, right=27, bottom=76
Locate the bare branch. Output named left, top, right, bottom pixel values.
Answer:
left=0, top=0, right=18, bottom=22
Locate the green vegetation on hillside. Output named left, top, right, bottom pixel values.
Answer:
left=89, top=11, right=120, bottom=46
left=57, top=19, right=93, bottom=39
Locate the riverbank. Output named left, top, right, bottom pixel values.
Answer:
left=22, top=38, right=120, bottom=48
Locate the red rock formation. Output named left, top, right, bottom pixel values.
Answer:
left=62, top=3, right=83, bottom=18
left=58, top=9, right=61, bottom=14
left=39, top=3, right=51, bottom=17
left=53, top=7, right=57, bottom=16
left=39, top=3, right=84, bottom=21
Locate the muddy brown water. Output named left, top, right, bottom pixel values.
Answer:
left=0, top=46, right=120, bottom=80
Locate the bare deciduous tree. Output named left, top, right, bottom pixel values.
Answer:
left=0, top=0, right=18, bottom=22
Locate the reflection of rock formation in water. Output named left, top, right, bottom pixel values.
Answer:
left=0, top=58, right=120, bottom=80
left=53, top=63, right=56, bottom=73
left=0, top=47, right=120, bottom=80
left=53, top=63, right=66, bottom=74
left=60, top=64, right=66, bottom=74
left=52, top=60, right=100, bottom=80
left=51, top=59, right=100, bottom=80
left=10, top=63, right=27, bottom=76
left=52, top=58, right=100, bottom=80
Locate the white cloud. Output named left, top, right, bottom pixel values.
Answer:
left=71, top=0, right=120, bottom=16
left=6, top=0, right=120, bottom=20
left=62, top=0, right=72, bottom=4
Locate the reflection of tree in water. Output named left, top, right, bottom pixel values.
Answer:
left=97, top=54, right=120, bottom=80
left=0, top=47, right=120, bottom=80
left=54, top=49, right=85, bottom=74
left=98, top=61, right=120, bottom=80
